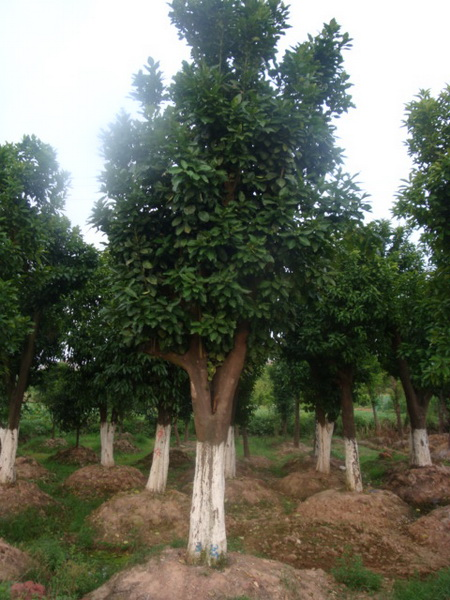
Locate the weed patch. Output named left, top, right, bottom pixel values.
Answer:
left=331, top=549, right=382, bottom=592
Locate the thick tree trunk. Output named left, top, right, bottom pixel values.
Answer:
left=242, top=426, right=250, bottom=459
left=0, top=315, right=40, bottom=485
left=146, top=406, right=172, bottom=493
left=293, top=397, right=300, bottom=448
left=100, top=421, right=116, bottom=468
left=339, top=368, right=363, bottom=492
left=224, top=425, right=236, bottom=479
left=187, top=440, right=226, bottom=564
left=315, top=405, right=334, bottom=475
left=395, top=339, right=432, bottom=467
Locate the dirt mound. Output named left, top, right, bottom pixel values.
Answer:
left=114, top=439, right=139, bottom=454
left=0, top=481, right=57, bottom=518
left=51, top=445, right=98, bottom=466
left=276, top=470, right=345, bottom=500
left=16, top=456, right=52, bottom=481
left=90, top=489, right=190, bottom=547
left=408, top=504, right=450, bottom=551
left=41, top=437, right=68, bottom=449
left=429, top=434, right=450, bottom=461
left=277, top=441, right=314, bottom=456
left=225, top=477, right=281, bottom=506
left=233, top=488, right=449, bottom=577
left=82, top=548, right=334, bottom=600
left=0, top=538, right=35, bottom=582
left=64, top=465, right=145, bottom=498
left=384, top=464, right=450, bottom=506
left=137, top=448, right=193, bottom=468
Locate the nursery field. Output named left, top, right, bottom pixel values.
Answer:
left=0, top=408, right=449, bottom=600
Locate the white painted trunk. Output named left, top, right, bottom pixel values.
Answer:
left=0, top=428, right=19, bottom=484
left=316, top=421, right=334, bottom=474
left=0, top=427, right=6, bottom=450
left=344, top=437, right=363, bottom=492
left=187, top=440, right=226, bottom=565
left=146, top=423, right=171, bottom=493
left=224, top=425, right=236, bottom=479
left=100, top=421, right=116, bottom=468
left=409, top=428, right=432, bottom=467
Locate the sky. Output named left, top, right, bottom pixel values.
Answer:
left=1, top=0, right=449, bottom=246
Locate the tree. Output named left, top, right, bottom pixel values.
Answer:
left=0, top=135, right=97, bottom=483
left=269, top=357, right=305, bottom=445
left=93, top=0, right=355, bottom=564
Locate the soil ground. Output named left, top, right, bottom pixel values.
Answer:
left=1, top=435, right=450, bottom=599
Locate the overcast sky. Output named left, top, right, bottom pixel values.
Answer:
left=1, top=0, right=448, bottom=246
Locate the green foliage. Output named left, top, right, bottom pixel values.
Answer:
left=393, top=568, right=450, bottom=600
left=331, top=549, right=382, bottom=592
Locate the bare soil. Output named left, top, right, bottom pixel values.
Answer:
left=51, top=445, right=98, bottom=466
left=63, top=465, right=146, bottom=498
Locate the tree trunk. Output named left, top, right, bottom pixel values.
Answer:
left=339, top=368, right=363, bottom=492
left=145, top=325, right=249, bottom=565
left=100, top=415, right=116, bottom=468
left=0, top=315, right=40, bottom=485
left=371, top=398, right=380, bottom=434
left=187, top=440, right=226, bottom=564
left=146, top=406, right=171, bottom=493
left=173, top=419, right=181, bottom=447
left=224, top=425, right=236, bottom=479
left=395, top=338, right=432, bottom=467
left=293, top=397, right=300, bottom=448
left=391, top=379, right=404, bottom=438
left=315, top=405, right=334, bottom=475
left=242, top=426, right=250, bottom=459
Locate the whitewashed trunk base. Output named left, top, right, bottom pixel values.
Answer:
left=344, top=437, right=363, bottom=492
left=316, top=421, right=334, bottom=474
left=410, top=428, right=432, bottom=467
left=100, top=422, right=116, bottom=468
left=187, top=440, right=226, bottom=565
left=146, top=424, right=171, bottom=493
left=224, top=425, right=236, bottom=479
left=0, top=429, right=19, bottom=484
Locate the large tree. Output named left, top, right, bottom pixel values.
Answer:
left=93, top=0, right=356, bottom=564
left=0, top=135, right=97, bottom=483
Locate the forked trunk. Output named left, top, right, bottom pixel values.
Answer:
left=100, top=421, right=116, bottom=468
left=224, top=425, right=236, bottom=479
left=146, top=421, right=171, bottom=493
left=315, top=406, right=334, bottom=475
left=187, top=440, right=226, bottom=563
left=339, top=368, right=363, bottom=492
left=0, top=428, right=19, bottom=484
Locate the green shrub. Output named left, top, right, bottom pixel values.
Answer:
left=331, top=550, right=382, bottom=592
left=393, top=568, right=450, bottom=600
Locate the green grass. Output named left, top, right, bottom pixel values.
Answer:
left=331, top=549, right=383, bottom=592
left=392, top=568, right=450, bottom=600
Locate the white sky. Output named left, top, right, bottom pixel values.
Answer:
left=1, top=0, right=448, bottom=246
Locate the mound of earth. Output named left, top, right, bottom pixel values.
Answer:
left=82, top=548, right=335, bottom=600
left=16, top=456, right=52, bottom=481
left=384, top=464, right=450, bottom=506
left=64, top=465, right=146, bottom=498
left=0, top=538, right=35, bottom=582
left=137, top=448, right=193, bottom=469
left=114, top=438, right=139, bottom=454
left=429, top=434, right=450, bottom=461
left=277, top=441, right=314, bottom=456
left=41, top=437, right=68, bottom=449
left=225, top=477, right=281, bottom=506
left=408, top=504, right=450, bottom=551
left=51, top=445, right=98, bottom=466
left=231, top=488, right=449, bottom=577
left=90, top=489, right=190, bottom=547
left=0, top=481, right=57, bottom=518
left=276, top=469, right=345, bottom=500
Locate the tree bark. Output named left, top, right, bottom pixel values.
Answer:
left=394, top=336, right=432, bottom=466
left=315, top=405, right=334, bottom=475
left=0, top=314, right=40, bottom=485
left=144, top=324, right=249, bottom=564
left=391, top=378, right=404, bottom=438
left=293, top=397, right=300, bottom=448
left=224, top=425, right=236, bottom=479
left=146, top=405, right=172, bottom=493
left=339, top=368, right=363, bottom=492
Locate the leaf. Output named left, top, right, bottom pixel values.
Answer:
left=198, top=211, right=210, bottom=222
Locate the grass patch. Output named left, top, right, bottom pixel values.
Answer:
left=393, top=568, right=450, bottom=600
left=331, top=549, right=382, bottom=592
